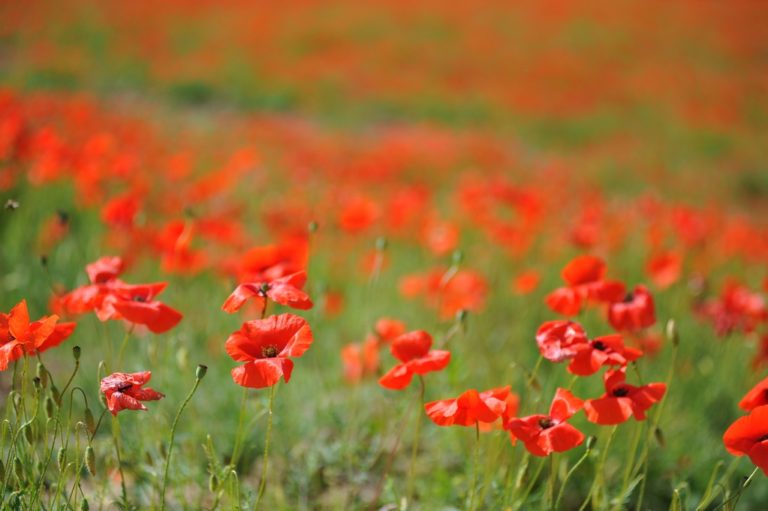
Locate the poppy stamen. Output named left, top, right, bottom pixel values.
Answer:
left=623, top=293, right=635, bottom=303
left=593, top=341, right=607, bottom=351
left=133, top=295, right=147, bottom=302
left=538, top=417, right=555, bottom=429
left=612, top=387, right=629, bottom=397
left=758, top=434, right=768, bottom=443
left=261, top=345, right=279, bottom=358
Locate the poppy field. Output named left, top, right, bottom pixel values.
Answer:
left=1, top=1, right=768, bottom=509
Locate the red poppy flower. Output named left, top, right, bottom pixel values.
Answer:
left=87, top=256, right=125, bottom=284
left=739, top=377, right=768, bottom=411
left=584, top=369, right=666, bottom=425
left=425, top=386, right=514, bottom=427
left=567, top=334, right=643, bottom=376
left=536, top=320, right=588, bottom=362
left=608, top=285, right=656, bottom=332
left=222, top=270, right=312, bottom=313
left=696, top=281, right=766, bottom=337
left=723, top=405, right=768, bottom=475
left=646, top=251, right=682, bottom=289
left=374, top=317, right=406, bottom=343
left=506, top=388, right=585, bottom=457
left=100, top=371, right=164, bottom=416
left=341, top=335, right=379, bottom=384
left=399, top=268, right=488, bottom=319
left=225, top=313, right=313, bottom=388
left=545, top=256, right=626, bottom=316
left=0, top=300, right=76, bottom=370
left=512, top=269, right=540, bottom=295
left=378, top=330, right=451, bottom=390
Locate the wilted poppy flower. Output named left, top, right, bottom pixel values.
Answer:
left=536, top=320, right=588, bottom=362
left=225, top=313, right=313, bottom=388
left=0, top=300, right=76, bottom=370
left=222, top=270, right=312, bottom=313
left=100, top=371, right=164, bottom=416
left=425, top=386, right=515, bottom=427
left=379, top=330, right=450, bottom=390
left=567, top=334, right=643, bottom=376
left=506, top=388, right=585, bottom=457
left=608, top=285, right=656, bottom=332
left=723, top=405, right=768, bottom=475
left=739, top=377, right=768, bottom=411
left=584, top=369, right=666, bottom=425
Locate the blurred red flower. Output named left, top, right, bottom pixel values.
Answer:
left=608, top=285, right=656, bottom=332
left=723, top=405, right=768, bottom=476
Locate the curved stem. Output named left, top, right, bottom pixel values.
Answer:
left=555, top=444, right=591, bottom=509
left=230, top=387, right=249, bottom=469
left=161, top=375, right=203, bottom=510
left=255, top=384, right=277, bottom=509
left=111, top=416, right=128, bottom=507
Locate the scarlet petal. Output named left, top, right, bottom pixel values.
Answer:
left=8, top=300, right=30, bottom=340
left=561, top=255, right=605, bottom=286
left=407, top=350, right=451, bottom=375
left=222, top=284, right=260, bottom=313
left=379, top=363, right=413, bottom=390
left=112, top=300, right=183, bottom=333
left=545, top=287, right=582, bottom=316
left=584, top=396, right=634, bottom=425
left=549, top=388, right=584, bottom=422
left=739, top=377, right=768, bottom=411
left=390, top=330, right=433, bottom=363
left=0, top=340, right=23, bottom=371
left=108, top=392, right=147, bottom=415
left=539, top=422, right=585, bottom=454
left=231, top=358, right=293, bottom=388
left=37, top=322, right=76, bottom=353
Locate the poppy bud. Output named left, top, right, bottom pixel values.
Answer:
left=586, top=436, right=597, bottom=451
left=51, top=384, right=62, bottom=406
left=451, top=249, right=464, bottom=266
left=375, top=236, right=388, bottom=251
left=80, top=498, right=90, bottom=511
left=45, top=396, right=55, bottom=419
left=4, top=199, right=19, bottom=210
left=665, top=319, right=679, bottom=347
left=73, top=345, right=81, bottom=361
left=32, top=377, right=42, bottom=391
left=654, top=427, right=666, bottom=448
left=196, top=364, right=208, bottom=380
left=13, top=457, right=23, bottom=482
left=57, top=447, right=67, bottom=472
left=40, top=255, right=48, bottom=267
left=455, top=309, right=468, bottom=325
left=84, top=408, right=96, bottom=435
left=37, top=363, right=48, bottom=388
left=85, top=446, right=96, bottom=476
left=308, top=220, right=319, bottom=233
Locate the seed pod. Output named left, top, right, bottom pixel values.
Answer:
left=665, top=319, right=679, bottom=347
left=32, top=376, right=42, bottom=391
left=57, top=447, right=67, bottom=471
left=37, top=363, right=48, bottom=388
left=196, top=364, right=208, bottom=380
left=586, top=436, right=597, bottom=451
left=45, top=396, right=55, bottom=419
left=80, top=497, right=90, bottom=511
left=73, top=345, right=81, bottom=361
left=51, top=384, right=62, bottom=406
left=85, top=445, right=96, bottom=476
left=84, top=408, right=96, bottom=435
left=209, top=473, right=219, bottom=492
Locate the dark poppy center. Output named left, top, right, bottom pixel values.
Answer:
left=259, top=283, right=271, bottom=296
left=117, top=384, right=132, bottom=392
left=262, top=345, right=279, bottom=358
left=538, top=417, right=555, bottom=429
left=132, top=295, right=147, bottom=302
left=623, top=293, right=635, bottom=303
left=612, top=386, right=629, bottom=397
left=758, top=434, right=768, bottom=443
left=593, top=341, right=607, bottom=351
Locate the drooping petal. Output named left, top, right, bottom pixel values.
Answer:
left=379, top=363, right=413, bottom=390
left=407, top=350, right=451, bottom=375
left=231, top=358, right=294, bottom=388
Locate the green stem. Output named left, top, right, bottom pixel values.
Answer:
left=255, top=384, right=277, bottom=509
left=406, top=375, right=426, bottom=503
left=230, top=387, right=249, bottom=469
left=160, top=374, right=203, bottom=511
left=554, top=443, right=592, bottom=510
left=580, top=426, right=617, bottom=511
left=116, top=326, right=134, bottom=368
left=111, top=416, right=128, bottom=507
left=468, top=422, right=481, bottom=511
